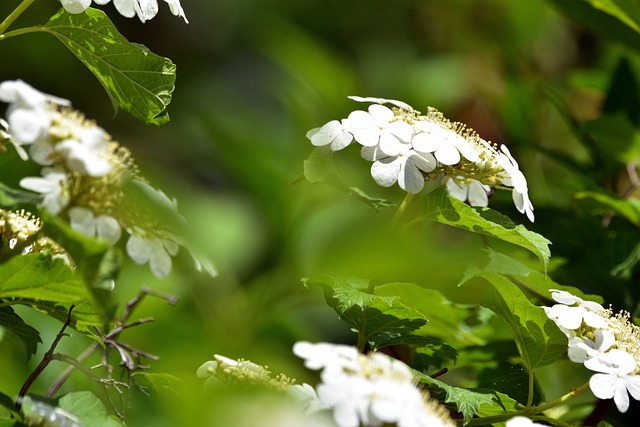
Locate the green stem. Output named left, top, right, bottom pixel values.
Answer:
left=0, top=26, right=38, bottom=42
left=532, top=382, right=590, bottom=413
left=526, top=368, right=535, bottom=408
left=392, top=192, right=415, bottom=226
left=0, top=0, right=36, bottom=36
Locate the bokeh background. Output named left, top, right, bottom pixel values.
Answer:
left=2, top=0, right=640, bottom=425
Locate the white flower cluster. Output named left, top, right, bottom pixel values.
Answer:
left=544, top=289, right=640, bottom=412
left=307, top=97, right=534, bottom=222
left=293, top=341, right=455, bottom=427
left=0, top=80, right=182, bottom=278
left=59, top=0, right=188, bottom=23
left=197, top=354, right=296, bottom=391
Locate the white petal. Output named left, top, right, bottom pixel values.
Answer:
left=398, top=157, right=425, bottom=194
left=348, top=110, right=380, bottom=147
left=589, top=373, right=616, bottom=399
left=7, top=108, right=49, bottom=144
left=446, top=179, right=468, bottom=202
left=149, top=243, right=172, bottom=278
left=387, top=120, right=413, bottom=143
left=368, top=104, right=394, bottom=124
left=371, top=157, right=400, bottom=187
left=68, top=206, right=96, bottom=236
left=454, top=138, right=481, bottom=163
left=408, top=151, right=436, bottom=173
left=113, top=0, right=137, bottom=18
left=378, top=133, right=403, bottom=156
left=60, top=0, right=92, bottom=13
left=126, top=234, right=152, bottom=264
left=361, top=145, right=384, bottom=161
left=96, top=215, right=122, bottom=245
left=347, top=96, right=413, bottom=110
left=467, top=181, right=490, bottom=207
left=550, top=290, right=582, bottom=305
left=164, top=0, right=188, bottom=22
left=614, top=380, right=631, bottom=412
left=434, top=144, right=461, bottom=165
left=411, top=129, right=441, bottom=153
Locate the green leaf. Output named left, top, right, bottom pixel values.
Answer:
left=575, top=190, right=640, bottom=226
left=602, top=58, right=640, bottom=125
left=39, top=8, right=176, bottom=126
left=0, top=306, right=41, bottom=360
left=476, top=273, right=567, bottom=370
left=586, top=0, right=640, bottom=33
left=414, top=371, right=495, bottom=425
left=583, top=114, right=640, bottom=165
left=0, top=391, right=19, bottom=419
left=475, top=390, right=525, bottom=419
left=302, top=275, right=428, bottom=348
left=57, top=392, right=123, bottom=427
left=460, top=249, right=604, bottom=304
left=546, top=0, right=640, bottom=52
left=0, top=254, right=102, bottom=333
left=131, top=372, right=182, bottom=395
left=420, top=187, right=551, bottom=269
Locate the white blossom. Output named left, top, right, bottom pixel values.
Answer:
left=585, top=349, right=640, bottom=413
left=68, top=206, right=121, bottom=245
left=126, top=230, right=179, bottom=278
left=306, top=120, right=353, bottom=151
left=363, top=144, right=436, bottom=194
left=55, top=127, right=112, bottom=177
left=347, top=104, right=413, bottom=156
left=348, top=96, right=414, bottom=110
left=19, top=169, right=69, bottom=215
left=496, top=145, right=534, bottom=222
left=412, top=120, right=480, bottom=165
left=505, top=416, right=550, bottom=427
left=445, top=178, right=491, bottom=207
left=567, top=329, right=615, bottom=364
left=93, top=0, right=187, bottom=23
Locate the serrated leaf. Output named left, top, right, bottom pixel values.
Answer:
left=0, top=254, right=102, bottom=333
left=421, top=188, right=551, bottom=269
left=0, top=306, right=41, bottom=360
left=460, top=250, right=604, bottom=304
left=302, top=275, right=428, bottom=348
left=477, top=273, right=567, bottom=371
left=414, top=371, right=495, bottom=425
left=39, top=8, right=175, bottom=126
left=57, top=392, right=123, bottom=427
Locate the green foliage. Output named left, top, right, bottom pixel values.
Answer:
left=57, top=392, right=124, bottom=427
left=420, top=188, right=551, bottom=269
left=38, top=9, right=176, bottom=126
left=0, top=307, right=40, bottom=360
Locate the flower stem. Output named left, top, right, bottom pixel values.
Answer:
left=392, top=192, right=415, bottom=226
left=0, top=0, right=36, bottom=36
left=526, top=368, right=535, bottom=408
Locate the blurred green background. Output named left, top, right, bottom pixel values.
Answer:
left=2, top=0, right=640, bottom=425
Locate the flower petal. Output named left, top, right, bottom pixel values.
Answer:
left=371, top=157, right=401, bottom=187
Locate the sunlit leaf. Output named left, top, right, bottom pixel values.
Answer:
left=575, top=190, right=640, bottom=226
left=421, top=188, right=551, bottom=269
left=302, top=275, right=428, bottom=347
left=414, top=371, right=495, bottom=425
left=586, top=0, right=640, bottom=33
left=58, top=392, right=124, bottom=427
left=38, top=8, right=176, bottom=126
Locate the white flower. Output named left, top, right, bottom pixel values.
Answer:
left=363, top=144, right=436, bottom=194
left=306, top=119, right=353, bottom=151
left=19, top=169, right=69, bottom=215
left=1, top=118, right=28, bottom=160
left=0, top=80, right=68, bottom=148
left=293, top=341, right=361, bottom=372
left=412, top=120, right=481, bottom=165
left=446, top=178, right=491, bottom=207
left=585, top=349, right=640, bottom=412
left=567, top=329, right=615, bottom=363
left=505, top=416, right=550, bottom=427
left=496, top=145, right=534, bottom=222
left=544, top=290, right=608, bottom=331
left=126, top=230, right=179, bottom=278
left=288, top=383, right=329, bottom=415
left=347, top=104, right=413, bottom=156
left=68, top=206, right=121, bottom=245
left=60, top=0, right=91, bottom=13
left=55, top=127, right=112, bottom=177
left=94, top=0, right=186, bottom=22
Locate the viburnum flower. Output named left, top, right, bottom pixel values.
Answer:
left=585, top=349, right=640, bottom=412
left=90, top=0, right=188, bottom=23
left=306, top=119, right=353, bottom=151
left=55, top=127, right=112, bottom=177
left=126, top=229, right=179, bottom=279
left=567, top=329, right=615, bottom=363
left=304, top=96, right=536, bottom=221
left=347, top=104, right=413, bottom=156
left=363, top=144, right=437, bottom=194
left=20, top=169, right=69, bottom=215
left=445, top=177, right=491, bottom=207
left=68, top=206, right=121, bottom=246
left=293, top=341, right=455, bottom=427
left=543, top=289, right=607, bottom=331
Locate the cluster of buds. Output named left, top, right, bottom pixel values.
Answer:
left=0, top=208, right=68, bottom=263
left=197, top=354, right=296, bottom=391
left=544, top=289, right=640, bottom=412
left=293, top=341, right=455, bottom=427
left=306, top=97, right=534, bottom=222
left=0, top=80, right=184, bottom=278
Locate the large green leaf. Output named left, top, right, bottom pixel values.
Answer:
left=0, top=306, right=41, bottom=360
left=38, top=8, right=175, bottom=126
left=473, top=273, right=567, bottom=371
left=302, top=275, right=428, bottom=346
left=586, top=0, right=640, bottom=33
left=58, top=392, right=124, bottom=427
left=420, top=188, right=551, bottom=269
left=575, top=190, right=640, bottom=227
left=0, top=254, right=102, bottom=333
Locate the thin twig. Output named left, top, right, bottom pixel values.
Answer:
left=16, top=305, right=75, bottom=411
